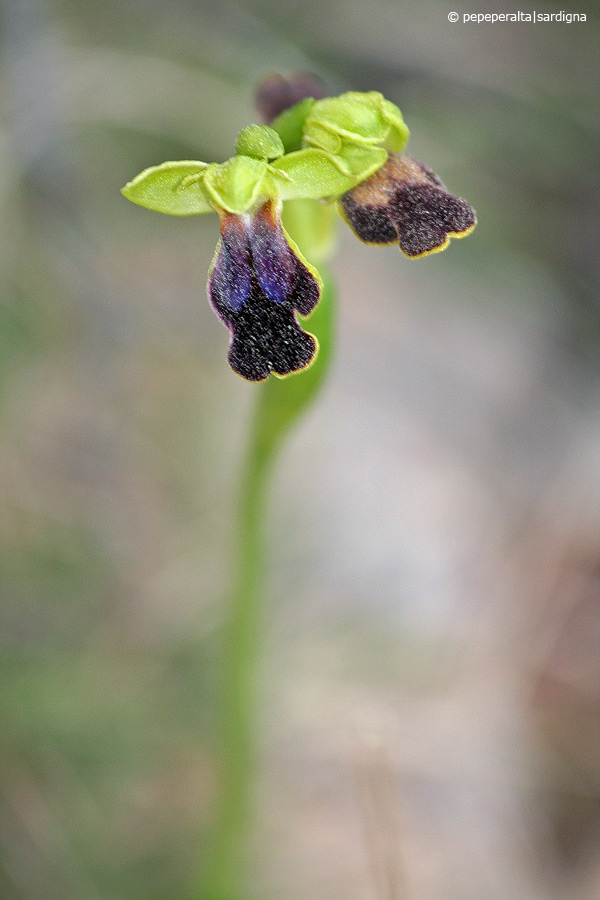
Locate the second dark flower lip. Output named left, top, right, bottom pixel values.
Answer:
left=208, top=200, right=321, bottom=382
left=340, top=154, right=477, bottom=258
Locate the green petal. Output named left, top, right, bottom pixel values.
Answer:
left=235, top=125, right=285, bottom=160
left=304, top=91, right=409, bottom=151
left=302, top=121, right=342, bottom=154
left=380, top=97, right=410, bottom=151
left=336, top=144, right=389, bottom=183
left=121, top=161, right=214, bottom=215
left=273, top=91, right=410, bottom=156
left=271, top=148, right=356, bottom=200
left=203, top=156, right=270, bottom=214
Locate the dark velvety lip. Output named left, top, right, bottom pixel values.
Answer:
left=208, top=200, right=321, bottom=380
left=340, top=153, right=477, bottom=258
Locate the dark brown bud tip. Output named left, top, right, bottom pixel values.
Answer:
left=255, top=72, right=327, bottom=124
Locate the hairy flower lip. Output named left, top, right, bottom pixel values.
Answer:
left=340, top=153, right=477, bottom=258
left=208, top=200, right=322, bottom=381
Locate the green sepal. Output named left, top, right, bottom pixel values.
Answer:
left=121, top=161, right=214, bottom=215
left=304, top=91, right=409, bottom=153
left=202, top=156, right=271, bottom=214
left=271, top=148, right=355, bottom=200
left=235, top=125, right=285, bottom=160
left=270, top=97, right=317, bottom=153
left=303, top=122, right=342, bottom=154
left=380, top=97, right=411, bottom=151
left=271, top=142, right=388, bottom=200
left=335, top=144, right=389, bottom=183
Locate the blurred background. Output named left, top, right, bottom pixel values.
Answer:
left=1, top=0, right=599, bottom=898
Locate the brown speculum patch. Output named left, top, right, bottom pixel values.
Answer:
left=340, top=154, right=477, bottom=258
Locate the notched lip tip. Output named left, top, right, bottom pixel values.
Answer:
left=233, top=370, right=270, bottom=384
left=230, top=332, right=319, bottom=382
left=271, top=334, right=319, bottom=380
left=400, top=218, right=478, bottom=260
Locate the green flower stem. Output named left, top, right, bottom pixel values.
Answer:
left=197, top=223, right=335, bottom=900
left=197, top=433, right=273, bottom=900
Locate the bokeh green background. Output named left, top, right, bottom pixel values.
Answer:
left=1, top=1, right=599, bottom=899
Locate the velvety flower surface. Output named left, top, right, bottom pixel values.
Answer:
left=340, top=154, right=477, bottom=258
left=208, top=200, right=321, bottom=381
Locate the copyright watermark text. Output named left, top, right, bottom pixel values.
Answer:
left=448, top=10, right=587, bottom=23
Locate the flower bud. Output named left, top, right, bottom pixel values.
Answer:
left=255, top=72, right=327, bottom=125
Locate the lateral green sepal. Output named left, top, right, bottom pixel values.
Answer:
left=271, top=148, right=355, bottom=200
left=121, top=161, right=214, bottom=215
